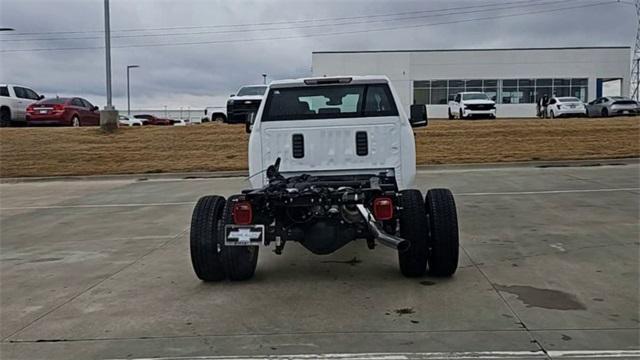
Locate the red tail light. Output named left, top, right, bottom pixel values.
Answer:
left=373, top=197, right=394, bottom=220
left=26, top=105, right=35, bottom=113
left=52, top=104, right=65, bottom=112
left=232, top=201, right=253, bottom=225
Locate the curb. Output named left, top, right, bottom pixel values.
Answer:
left=1, top=158, right=638, bottom=184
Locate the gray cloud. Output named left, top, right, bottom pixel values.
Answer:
left=1, top=0, right=635, bottom=109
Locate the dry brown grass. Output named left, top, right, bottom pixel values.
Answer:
left=1, top=117, right=638, bottom=178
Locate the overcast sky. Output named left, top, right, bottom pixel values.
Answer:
left=0, top=0, right=636, bottom=109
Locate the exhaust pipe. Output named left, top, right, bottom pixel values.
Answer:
left=356, top=204, right=410, bottom=253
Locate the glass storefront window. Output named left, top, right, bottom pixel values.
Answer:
left=431, top=80, right=448, bottom=105
left=412, top=78, right=590, bottom=105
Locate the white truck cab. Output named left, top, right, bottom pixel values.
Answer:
left=448, top=91, right=496, bottom=119
left=190, top=76, right=460, bottom=281
left=247, top=76, right=423, bottom=190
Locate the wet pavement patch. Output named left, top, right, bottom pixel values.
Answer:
left=419, top=280, right=436, bottom=286
left=561, top=334, right=572, bottom=341
left=321, top=256, right=362, bottom=266
left=29, top=257, right=63, bottom=263
left=394, top=307, right=415, bottom=315
left=494, top=284, right=586, bottom=310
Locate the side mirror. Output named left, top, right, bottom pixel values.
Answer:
left=245, top=112, right=256, bottom=134
left=92, top=106, right=99, bottom=111
left=38, top=95, right=45, bottom=100
left=409, top=104, right=427, bottom=128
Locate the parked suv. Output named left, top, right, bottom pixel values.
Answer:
left=448, top=92, right=496, bottom=119
left=26, top=97, right=100, bottom=126
left=226, top=85, right=266, bottom=123
left=0, top=84, right=43, bottom=126
left=190, top=76, right=459, bottom=282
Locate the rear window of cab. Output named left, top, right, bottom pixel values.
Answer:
left=262, top=84, right=398, bottom=121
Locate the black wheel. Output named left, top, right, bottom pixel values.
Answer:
left=214, top=115, right=225, bottom=122
left=425, top=189, right=459, bottom=277
left=220, top=195, right=259, bottom=281
left=459, top=109, right=464, bottom=120
left=397, top=189, right=429, bottom=277
left=550, top=110, right=555, bottom=119
left=448, top=109, right=454, bottom=120
left=190, top=195, right=227, bottom=281
left=71, top=115, right=80, bottom=127
left=0, top=108, right=11, bottom=127
left=602, top=108, right=609, bottom=117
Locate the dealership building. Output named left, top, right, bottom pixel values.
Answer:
left=311, top=46, right=631, bottom=118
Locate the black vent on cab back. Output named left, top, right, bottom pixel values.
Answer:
left=292, top=134, right=304, bottom=158
left=355, top=131, right=368, bottom=156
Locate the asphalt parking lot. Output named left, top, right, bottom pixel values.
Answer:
left=1, top=163, right=638, bottom=360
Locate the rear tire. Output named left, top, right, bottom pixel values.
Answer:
left=425, top=189, right=459, bottom=277
left=220, top=195, right=259, bottom=281
left=190, top=195, right=227, bottom=281
left=214, top=115, right=225, bottom=122
left=397, top=189, right=429, bottom=277
left=0, top=108, right=11, bottom=127
left=448, top=109, right=454, bottom=120
left=550, top=110, right=555, bottom=119
left=71, top=115, right=80, bottom=127
left=602, top=108, right=609, bottom=117
left=459, top=109, right=464, bottom=120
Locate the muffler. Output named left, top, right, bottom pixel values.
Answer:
left=356, top=204, right=410, bottom=252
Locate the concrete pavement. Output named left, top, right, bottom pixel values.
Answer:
left=0, top=164, right=638, bottom=359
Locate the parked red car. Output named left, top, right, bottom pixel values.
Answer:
left=133, top=114, right=173, bottom=126
left=26, top=97, right=100, bottom=127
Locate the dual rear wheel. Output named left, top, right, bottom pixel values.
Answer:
left=397, top=189, right=459, bottom=277
left=190, top=195, right=258, bottom=282
left=190, top=189, right=459, bottom=281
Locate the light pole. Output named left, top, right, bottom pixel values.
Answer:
left=262, top=73, right=267, bottom=85
left=100, top=0, right=118, bottom=131
left=126, top=65, right=139, bottom=115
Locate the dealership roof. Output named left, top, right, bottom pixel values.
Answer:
left=312, top=46, right=630, bottom=54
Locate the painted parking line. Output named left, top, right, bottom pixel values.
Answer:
left=1, top=187, right=638, bottom=211
left=456, top=188, right=640, bottom=196
left=0, top=202, right=195, bottom=210
left=107, top=350, right=640, bottom=360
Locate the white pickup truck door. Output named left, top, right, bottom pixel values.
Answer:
left=260, top=116, right=402, bottom=177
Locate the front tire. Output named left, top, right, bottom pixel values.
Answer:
left=71, top=115, right=80, bottom=127
left=425, top=189, right=459, bottom=277
left=397, top=189, right=429, bottom=277
left=602, top=108, right=609, bottom=117
left=448, top=109, right=454, bottom=120
left=220, top=195, right=259, bottom=281
left=190, top=195, right=227, bottom=281
left=459, top=109, right=464, bottom=120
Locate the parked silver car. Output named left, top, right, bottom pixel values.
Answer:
left=585, top=96, right=639, bottom=117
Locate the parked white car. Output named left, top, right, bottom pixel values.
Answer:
left=173, top=118, right=191, bottom=126
left=546, top=96, right=586, bottom=118
left=118, top=114, right=144, bottom=126
left=0, top=84, right=43, bottom=126
left=448, top=92, right=496, bottom=119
